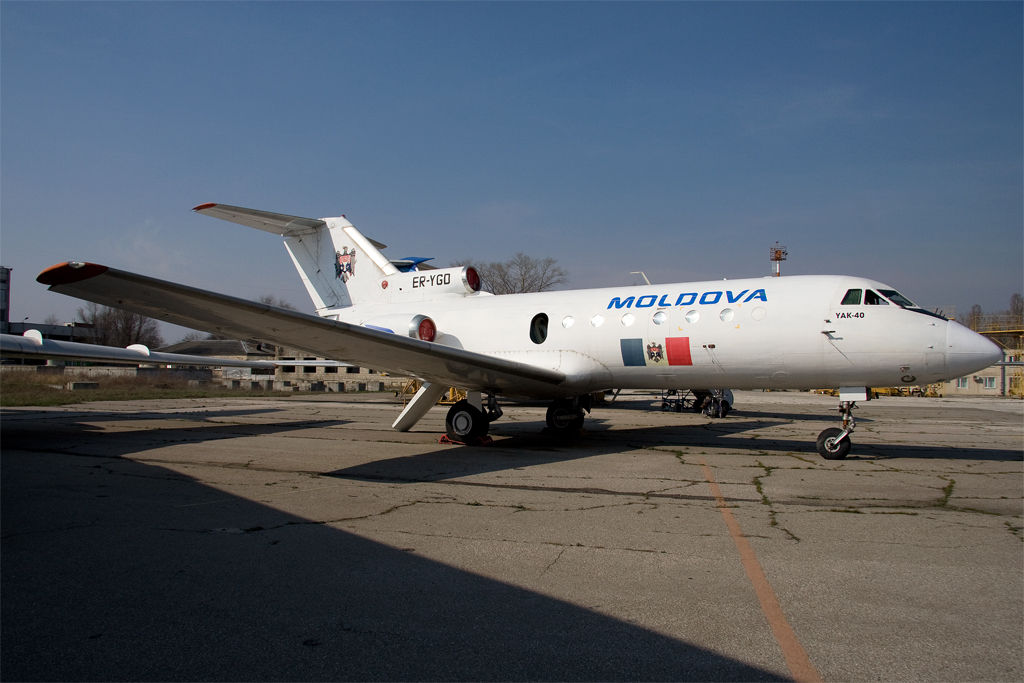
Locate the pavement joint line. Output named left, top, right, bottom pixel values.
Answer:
left=700, top=457, right=823, bottom=683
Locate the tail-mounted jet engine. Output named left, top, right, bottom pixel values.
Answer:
left=377, top=266, right=481, bottom=302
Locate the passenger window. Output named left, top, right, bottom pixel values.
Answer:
left=841, top=289, right=862, bottom=305
left=864, top=290, right=889, bottom=305
left=530, top=313, right=549, bottom=344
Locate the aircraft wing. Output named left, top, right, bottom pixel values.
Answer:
left=36, top=262, right=567, bottom=397
left=1, top=330, right=276, bottom=369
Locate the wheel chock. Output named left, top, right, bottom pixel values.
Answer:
left=438, top=434, right=494, bottom=446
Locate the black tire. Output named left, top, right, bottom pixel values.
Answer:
left=703, top=398, right=726, bottom=418
left=446, top=400, right=487, bottom=442
left=816, top=427, right=851, bottom=460
left=545, top=400, right=585, bottom=432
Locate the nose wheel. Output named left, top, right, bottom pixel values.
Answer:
left=816, top=400, right=856, bottom=459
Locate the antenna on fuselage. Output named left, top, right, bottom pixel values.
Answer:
left=769, top=243, right=788, bottom=277
left=630, top=271, right=652, bottom=285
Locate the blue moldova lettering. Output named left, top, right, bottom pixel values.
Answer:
left=726, top=289, right=749, bottom=303
left=608, top=296, right=635, bottom=309
left=675, top=292, right=697, bottom=306
left=744, top=289, right=767, bottom=303
left=658, top=294, right=672, bottom=307
left=699, top=291, right=722, bottom=305
left=636, top=294, right=657, bottom=308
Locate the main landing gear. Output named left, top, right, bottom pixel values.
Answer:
left=443, top=393, right=593, bottom=443
left=816, top=399, right=856, bottom=460
left=692, top=389, right=733, bottom=419
left=445, top=394, right=502, bottom=443
left=544, top=396, right=591, bottom=433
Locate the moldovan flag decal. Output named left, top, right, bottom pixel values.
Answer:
left=620, top=337, right=692, bottom=366
left=665, top=337, right=693, bottom=366
left=620, top=338, right=646, bottom=366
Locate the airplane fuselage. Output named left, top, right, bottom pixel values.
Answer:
left=333, top=274, right=988, bottom=397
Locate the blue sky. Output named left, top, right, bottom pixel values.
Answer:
left=2, top=1, right=1021, bottom=340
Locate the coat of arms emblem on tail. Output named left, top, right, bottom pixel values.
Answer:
left=335, top=247, right=355, bottom=282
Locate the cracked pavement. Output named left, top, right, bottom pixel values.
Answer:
left=2, top=390, right=1021, bottom=681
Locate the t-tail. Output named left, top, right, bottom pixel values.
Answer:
left=193, top=203, right=482, bottom=316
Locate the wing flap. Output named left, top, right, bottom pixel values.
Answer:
left=36, top=262, right=566, bottom=396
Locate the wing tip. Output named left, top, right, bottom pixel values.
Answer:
left=193, top=202, right=218, bottom=212
left=37, top=262, right=109, bottom=286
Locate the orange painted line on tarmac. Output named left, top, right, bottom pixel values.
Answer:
left=700, top=460, right=823, bottom=683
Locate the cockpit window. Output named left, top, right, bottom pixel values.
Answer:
left=841, top=289, right=862, bottom=305
left=878, top=289, right=916, bottom=308
left=864, top=290, right=889, bottom=305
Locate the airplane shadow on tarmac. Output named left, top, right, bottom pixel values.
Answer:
left=1, top=417, right=785, bottom=682
left=333, top=414, right=1022, bottom=487
left=0, top=409, right=351, bottom=456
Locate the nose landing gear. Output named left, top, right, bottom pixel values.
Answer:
left=816, top=399, right=857, bottom=459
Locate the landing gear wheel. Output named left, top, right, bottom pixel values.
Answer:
left=816, top=427, right=851, bottom=460
left=446, top=400, right=488, bottom=442
left=703, top=399, right=731, bottom=418
left=546, top=400, right=585, bottom=432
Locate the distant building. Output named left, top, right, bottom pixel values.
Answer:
left=267, top=345, right=409, bottom=393
left=1, top=265, right=99, bottom=343
left=1, top=266, right=9, bottom=335
left=4, top=321, right=98, bottom=343
left=158, top=339, right=410, bottom=393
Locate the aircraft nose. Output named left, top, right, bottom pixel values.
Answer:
left=945, top=320, right=1003, bottom=377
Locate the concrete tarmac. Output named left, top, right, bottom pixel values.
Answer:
left=2, top=390, right=1021, bottom=681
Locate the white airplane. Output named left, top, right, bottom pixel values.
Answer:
left=34, top=203, right=1002, bottom=459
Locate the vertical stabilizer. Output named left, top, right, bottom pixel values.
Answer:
left=282, top=215, right=399, bottom=312
left=193, top=203, right=399, bottom=314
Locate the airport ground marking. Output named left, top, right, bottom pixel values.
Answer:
left=700, top=459, right=823, bottom=683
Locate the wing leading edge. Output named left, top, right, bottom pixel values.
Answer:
left=36, top=262, right=567, bottom=397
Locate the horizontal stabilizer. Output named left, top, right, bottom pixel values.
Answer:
left=193, top=203, right=387, bottom=249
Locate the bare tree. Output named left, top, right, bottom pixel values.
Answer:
left=1010, top=293, right=1023, bottom=319
left=257, top=295, right=295, bottom=310
left=960, top=304, right=984, bottom=331
left=175, top=330, right=208, bottom=343
left=77, top=302, right=164, bottom=348
left=459, top=253, right=568, bottom=295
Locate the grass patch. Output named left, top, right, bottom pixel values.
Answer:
left=0, top=371, right=290, bottom=406
left=938, top=478, right=956, bottom=507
